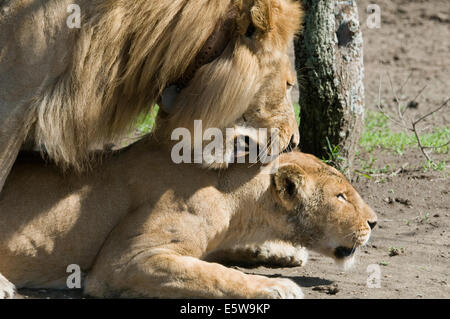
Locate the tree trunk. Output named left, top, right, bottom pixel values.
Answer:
left=294, top=0, right=365, bottom=177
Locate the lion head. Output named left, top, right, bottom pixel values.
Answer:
left=153, top=0, right=303, bottom=167
left=268, top=152, right=378, bottom=267
left=28, top=0, right=302, bottom=171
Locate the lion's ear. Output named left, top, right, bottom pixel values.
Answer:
left=271, top=164, right=305, bottom=211
left=250, top=0, right=273, bottom=33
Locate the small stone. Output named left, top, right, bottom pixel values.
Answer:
left=312, top=284, right=339, bottom=295
left=389, top=247, right=404, bottom=257
left=430, top=13, right=450, bottom=23
left=407, top=101, right=419, bottom=109
left=395, top=197, right=412, bottom=206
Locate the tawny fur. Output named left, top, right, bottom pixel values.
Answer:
left=0, top=0, right=303, bottom=179
left=0, top=145, right=377, bottom=299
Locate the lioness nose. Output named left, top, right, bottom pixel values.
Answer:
left=368, top=221, right=377, bottom=229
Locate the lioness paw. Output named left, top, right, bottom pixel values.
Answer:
left=263, top=278, right=304, bottom=299
left=259, top=245, right=309, bottom=267
left=249, top=242, right=309, bottom=267
left=0, top=274, right=16, bottom=299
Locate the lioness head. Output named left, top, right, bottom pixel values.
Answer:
left=154, top=0, right=303, bottom=167
left=268, top=152, right=377, bottom=266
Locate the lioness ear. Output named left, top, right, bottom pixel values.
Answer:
left=271, top=164, right=305, bottom=211
left=250, top=0, right=273, bottom=33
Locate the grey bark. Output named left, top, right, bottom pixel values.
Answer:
left=294, top=0, right=365, bottom=176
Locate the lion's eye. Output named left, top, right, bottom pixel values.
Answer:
left=287, top=81, right=294, bottom=89
left=337, top=193, right=347, bottom=202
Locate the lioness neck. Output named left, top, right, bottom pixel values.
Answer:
left=212, top=163, right=285, bottom=250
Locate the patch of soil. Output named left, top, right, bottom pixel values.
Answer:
left=361, top=0, right=449, bottom=127
left=277, top=0, right=450, bottom=299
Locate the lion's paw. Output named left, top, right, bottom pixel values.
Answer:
left=252, top=243, right=309, bottom=267
left=0, top=274, right=16, bottom=299
left=263, top=278, right=304, bottom=299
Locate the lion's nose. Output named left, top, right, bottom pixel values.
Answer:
left=288, top=134, right=299, bottom=150
left=368, top=220, right=377, bottom=230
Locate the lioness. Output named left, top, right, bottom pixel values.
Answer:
left=0, top=141, right=377, bottom=299
left=0, top=0, right=302, bottom=193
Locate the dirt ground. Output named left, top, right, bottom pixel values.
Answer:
left=272, top=0, right=449, bottom=299
left=263, top=0, right=450, bottom=299
left=15, top=0, right=449, bottom=299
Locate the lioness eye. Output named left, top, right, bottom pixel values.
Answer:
left=337, top=193, right=347, bottom=202
left=287, top=81, right=294, bottom=88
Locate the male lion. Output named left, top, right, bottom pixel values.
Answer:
left=0, top=0, right=303, bottom=193
left=0, top=144, right=377, bottom=299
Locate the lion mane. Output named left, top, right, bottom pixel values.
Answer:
left=26, top=0, right=302, bottom=171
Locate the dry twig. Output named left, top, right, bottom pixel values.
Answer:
left=376, top=73, right=449, bottom=167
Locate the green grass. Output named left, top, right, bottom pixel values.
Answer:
left=322, top=136, right=348, bottom=173
left=293, top=103, right=300, bottom=125
left=423, top=160, right=446, bottom=172
left=361, top=111, right=450, bottom=155
left=136, top=105, right=159, bottom=135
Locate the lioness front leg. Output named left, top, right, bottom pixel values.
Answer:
left=85, top=253, right=303, bottom=299
left=207, top=241, right=309, bottom=268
